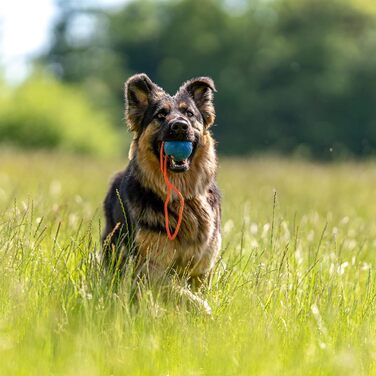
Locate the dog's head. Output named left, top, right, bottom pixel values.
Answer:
left=125, top=73, right=216, bottom=173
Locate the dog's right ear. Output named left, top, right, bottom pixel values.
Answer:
left=125, top=73, right=161, bottom=133
left=181, top=77, right=216, bottom=128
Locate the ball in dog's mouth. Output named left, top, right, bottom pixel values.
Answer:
left=164, top=141, right=193, bottom=161
left=163, top=141, right=193, bottom=173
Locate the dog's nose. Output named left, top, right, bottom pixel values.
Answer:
left=170, top=120, right=188, bottom=134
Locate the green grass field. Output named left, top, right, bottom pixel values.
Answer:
left=1, top=150, right=376, bottom=375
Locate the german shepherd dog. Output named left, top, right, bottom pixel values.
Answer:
left=102, top=74, right=221, bottom=312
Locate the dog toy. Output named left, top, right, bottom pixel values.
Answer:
left=160, top=142, right=185, bottom=241
left=163, top=141, right=193, bottom=162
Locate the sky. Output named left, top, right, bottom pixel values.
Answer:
left=0, top=0, right=126, bottom=83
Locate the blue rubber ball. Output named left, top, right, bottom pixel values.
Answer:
left=164, top=141, right=193, bottom=162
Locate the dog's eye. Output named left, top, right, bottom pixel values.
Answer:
left=186, top=110, right=194, bottom=118
left=156, top=112, right=166, bottom=120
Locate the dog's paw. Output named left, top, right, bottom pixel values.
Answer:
left=179, top=287, right=212, bottom=315
left=201, top=299, right=212, bottom=316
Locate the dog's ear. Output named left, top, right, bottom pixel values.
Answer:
left=182, top=77, right=216, bottom=128
left=125, top=73, right=162, bottom=133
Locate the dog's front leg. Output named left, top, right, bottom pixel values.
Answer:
left=133, top=259, right=212, bottom=315
left=177, top=286, right=212, bottom=315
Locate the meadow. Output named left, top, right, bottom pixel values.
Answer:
left=1, top=149, right=376, bottom=375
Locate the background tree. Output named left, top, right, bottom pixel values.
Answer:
left=41, top=0, right=376, bottom=158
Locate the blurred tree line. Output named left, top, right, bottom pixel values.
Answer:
left=0, top=73, right=120, bottom=156
left=41, top=0, right=376, bottom=158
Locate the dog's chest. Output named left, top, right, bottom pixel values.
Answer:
left=175, top=195, right=213, bottom=243
left=174, top=195, right=219, bottom=275
left=135, top=194, right=219, bottom=276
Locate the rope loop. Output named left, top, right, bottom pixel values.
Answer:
left=159, top=142, right=185, bottom=240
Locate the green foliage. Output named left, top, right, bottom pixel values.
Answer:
left=42, top=0, right=376, bottom=158
left=0, top=74, right=123, bottom=157
left=1, top=151, right=376, bottom=374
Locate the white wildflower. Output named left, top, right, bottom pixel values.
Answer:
left=262, top=223, right=270, bottom=238
left=223, top=219, right=234, bottom=234
left=311, top=303, right=328, bottom=336
left=250, top=239, right=259, bottom=248
left=250, top=223, right=258, bottom=235
left=307, top=230, right=315, bottom=242
left=329, top=263, right=335, bottom=275
left=295, top=245, right=303, bottom=265
left=49, top=180, right=61, bottom=196
left=337, top=261, right=349, bottom=275
left=345, top=239, right=357, bottom=251
left=361, top=262, right=371, bottom=271
left=340, top=216, right=350, bottom=225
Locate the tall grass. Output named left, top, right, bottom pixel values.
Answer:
left=1, top=150, right=376, bottom=375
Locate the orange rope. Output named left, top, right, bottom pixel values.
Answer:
left=160, top=142, right=185, bottom=240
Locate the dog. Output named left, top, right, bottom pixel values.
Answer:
left=102, top=73, right=221, bottom=311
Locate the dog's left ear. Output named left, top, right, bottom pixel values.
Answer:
left=182, top=77, right=216, bottom=128
left=125, top=73, right=163, bottom=133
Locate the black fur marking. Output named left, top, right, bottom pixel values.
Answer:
left=138, top=220, right=166, bottom=233
left=124, top=168, right=165, bottom=213
left=101, top=171, right=134, bottom=263
left=102, top=159, right=181, bottom=251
